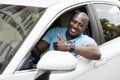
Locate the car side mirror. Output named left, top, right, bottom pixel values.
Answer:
left=37, top=51, right=78, bottom=70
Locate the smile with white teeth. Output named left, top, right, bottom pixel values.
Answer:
left=71, top=28, right=76, bottom=33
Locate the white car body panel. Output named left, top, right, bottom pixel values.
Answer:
left=75, top=55, right=120, bottom=80
left=0, top=0, right=65, bottom=8
left=0, top=0, right=118, bottom=8
left=0, top=71, right=37, bottom=80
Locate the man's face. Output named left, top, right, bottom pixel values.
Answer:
left=68, top=13, right=88, bottom=38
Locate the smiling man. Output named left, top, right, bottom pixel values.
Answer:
left=37, top=12, right=101, bottom=60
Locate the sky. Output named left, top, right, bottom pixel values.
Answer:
left=95, top=4, right=120, bottom=25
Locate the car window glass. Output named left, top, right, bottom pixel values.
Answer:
left=94, top=4, right=120, bottom=42
left=0, top=4, right=45, bottom=74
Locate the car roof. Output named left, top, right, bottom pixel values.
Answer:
left=0, top=0, right=118, bottom=8
left=0, top=0, right=65, bottom=7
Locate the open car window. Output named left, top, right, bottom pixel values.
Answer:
left=16, top=4, right=95, bottom=71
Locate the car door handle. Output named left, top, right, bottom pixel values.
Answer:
left=93, top=58, right=108, bottom=68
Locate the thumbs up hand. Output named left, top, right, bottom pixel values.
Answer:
left=53, top=33, right=70, bottom=51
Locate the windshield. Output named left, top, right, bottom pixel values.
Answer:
left=0, top=4, right=45, bottom=73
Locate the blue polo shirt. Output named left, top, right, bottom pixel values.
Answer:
left=43, top=27, right=97, bottom=56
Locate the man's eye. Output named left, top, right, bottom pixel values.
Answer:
left=71, top=20, right=75, bottom=23
left=79, top=24, right=83, bottom=27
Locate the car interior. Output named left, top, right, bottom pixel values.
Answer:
left=16, top=5, right=94, bottom=71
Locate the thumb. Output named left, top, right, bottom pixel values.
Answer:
left=57, top=33, right=64, bottom=41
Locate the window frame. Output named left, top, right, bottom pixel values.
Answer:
left=90, top=1, right=120, bottom=45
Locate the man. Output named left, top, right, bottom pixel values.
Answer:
left=37, top=12, right=101, bottom=60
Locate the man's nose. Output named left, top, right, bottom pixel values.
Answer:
left=73, top=23, right=79, bottom=28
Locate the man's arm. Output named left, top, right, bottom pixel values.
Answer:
left=55, top=42, right=101, bottom=60
left=37, top=40, right=50, bottom=55
left=54, top=34, right=101, bottom=60
left=73, top=44, right=101, bottom=60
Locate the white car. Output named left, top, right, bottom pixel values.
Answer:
left=0, top=0, right=120, bottom=80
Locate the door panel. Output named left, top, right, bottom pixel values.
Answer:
left=0, top=71, right=37, bottom=80
left=75, top=53, right=120, bottom=80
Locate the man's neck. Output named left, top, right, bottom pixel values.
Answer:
left=66, top=32, right=77, bottom=41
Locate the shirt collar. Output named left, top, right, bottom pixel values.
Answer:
left=67, top=33, right=83, bottom=43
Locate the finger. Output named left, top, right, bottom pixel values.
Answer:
left=53, top=44, right=58, bottom=50
left=57, top=33, right=63, bottom=41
